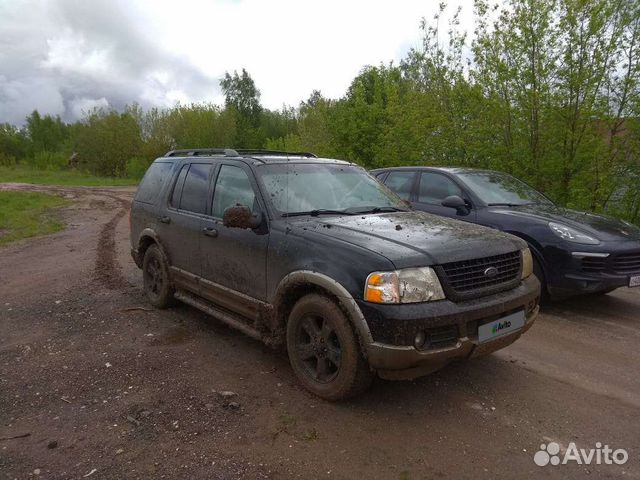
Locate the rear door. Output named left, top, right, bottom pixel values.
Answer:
left=131, top=161, right=173, bottom=247
left=160, top=162, right=214, bottom=291
left=200, top=162, right=269, bottom=318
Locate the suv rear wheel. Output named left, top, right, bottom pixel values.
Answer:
left=286, top=294, right=373, bottom=400
left=142, top=244, right=175, bottom=308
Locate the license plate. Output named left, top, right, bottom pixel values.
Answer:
left=630, top=275, right=640, bottom=288
left=478, top=310, right=526, bottom=343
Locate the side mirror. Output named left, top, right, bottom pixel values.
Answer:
left=223, top=205, right=262, bottom=229
left=441, top=195, right=470, bottom=214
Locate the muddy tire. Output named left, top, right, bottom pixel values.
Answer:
left=286, top=294, right=374, bottom=401
left=142, top=244, right=175, bottom=309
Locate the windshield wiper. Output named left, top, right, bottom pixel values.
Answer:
left=345, top=206, right=408, bottom=214
left=281, top=209, right=351, bottom=218
left=487, top=202, right=533, bottom=207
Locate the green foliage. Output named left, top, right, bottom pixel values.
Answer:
left=168, top=104, right=237, bottom=149
left=0, top=152, right=17, bottom=167
left=32, top=151, right=68, bottom=170
left=126, top=157, right=152, bottom=180
left=25, top=110, right=70, bottom=155
left=0, top=191, right=69, bottom=245
left=220, top=68, right=262, bottom=122
left=0, top=123, right=28, bottom=160
left=74, top=109, right=142, bottom=176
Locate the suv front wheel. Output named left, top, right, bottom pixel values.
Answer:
left=142, top=244, right=175, bottom=308
left=286, top=294, right=374, bottom=400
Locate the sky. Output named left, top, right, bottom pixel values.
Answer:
left=0, top=0, right=475, bottom=125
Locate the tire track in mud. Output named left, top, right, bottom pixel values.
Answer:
left=93, top=195, right=131, bottom=289
left=0, top=182, right=133, bottom=290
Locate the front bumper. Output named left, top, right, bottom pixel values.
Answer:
left=360, top=275, right=540, bottom=379
left=543, top=245, right=640, bottom=297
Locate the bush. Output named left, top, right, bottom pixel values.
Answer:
left=0, top=152, right=17, bottom=167
left=32, top=151, right=68, bottom=170
left=126, top=157, right=152, bottom=180
left=74, top=110, right=142, bottom=177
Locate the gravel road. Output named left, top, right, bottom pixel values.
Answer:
left=1, top=185, right=638, bottom=479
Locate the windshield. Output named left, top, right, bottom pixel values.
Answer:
left=256, top=163, right=407, bottom=215
left=457, top=171, right=553, bottom=206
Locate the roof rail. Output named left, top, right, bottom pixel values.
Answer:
left=165, top=148, right=239, bottom=157
left=235, top=149, right=317, bottom=158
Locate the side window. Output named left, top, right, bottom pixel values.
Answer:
left=418, top=172, right=462, bottom=205
left=169, top=164, right=189, bottom=208
left=384, top=171, right=416, bottom=200
left=135, top=162, right=172, bottom=204
left=212, top=165, right=257, bottom=219
left=179, top=163, right=212, bottom=214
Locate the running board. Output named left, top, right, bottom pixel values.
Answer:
left=174, top=290, right=263, bottom=342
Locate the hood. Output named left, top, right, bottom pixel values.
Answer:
left=287, top=211, right=525, bottom=269
left=489, top=204, right=640, bottom=242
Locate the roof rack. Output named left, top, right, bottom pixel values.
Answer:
left=164, top=148, right=318, bottom=159
left=235, top=149, right=317, bottom=158
left=165, top=148, right=239, bottom=157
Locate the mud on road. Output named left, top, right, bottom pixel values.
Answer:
left=1, top=184, right=639, bottom=479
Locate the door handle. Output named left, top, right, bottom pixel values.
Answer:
left=202, top=227, right=218, bottom=238
left=158, top=215, right=171, bottom=224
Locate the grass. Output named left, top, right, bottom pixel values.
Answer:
left=0, top=165, right=138, bottom=187
left=0, top=191, right=71, bottom=245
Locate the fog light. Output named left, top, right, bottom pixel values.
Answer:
left=414, top=331, right=427, bottom=349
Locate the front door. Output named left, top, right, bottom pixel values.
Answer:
left=200, top=163, right=269, bottom=319
left=413, top=171, right=475, bottom=221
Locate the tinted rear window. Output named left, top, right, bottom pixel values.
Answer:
left=179, top=163, right=212, bottom=214
left=135, top=162, right=172, bottom=204
left=170, top=164, right=189, bottom=208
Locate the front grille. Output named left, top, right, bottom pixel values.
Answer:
left=613, top=252, right=640, bottom=273
left=437, top=251, right=521, bottom=300
left=581, top=257, right=607, bottom=273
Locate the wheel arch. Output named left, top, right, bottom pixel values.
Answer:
left=272, top=271, right=374, bottom=356
left=134, top=228, right=170, bottom=268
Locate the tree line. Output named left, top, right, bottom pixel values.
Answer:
left=1, top=0, right=638, bottom=224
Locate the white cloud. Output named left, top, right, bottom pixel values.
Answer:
left=134, top=0, right=458, bottom=108
left=43, top=30, right=111, bottom=78
left=0, top=0, right=476, bottom=123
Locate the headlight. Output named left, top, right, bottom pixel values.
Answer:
left=364, top=267, right=445, bottom=304
left=549, top=222, right=600, bottom=245
left=521, top=248, right=533, bottom=279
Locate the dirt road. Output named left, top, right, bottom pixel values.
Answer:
left=1, top=185, right=639, bottom=479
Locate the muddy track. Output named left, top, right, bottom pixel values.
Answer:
left=0, top=182, right=133, bottom=290
left=93, top=195, right=132, bottom=289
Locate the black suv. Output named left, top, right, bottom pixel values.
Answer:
left=130, top=149, right=540, bottom=400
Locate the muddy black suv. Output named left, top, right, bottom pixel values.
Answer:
left=130, top=149, right=540, bottom=400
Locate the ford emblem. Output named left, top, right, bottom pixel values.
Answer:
left=484, top=266, right=499, bottom=278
